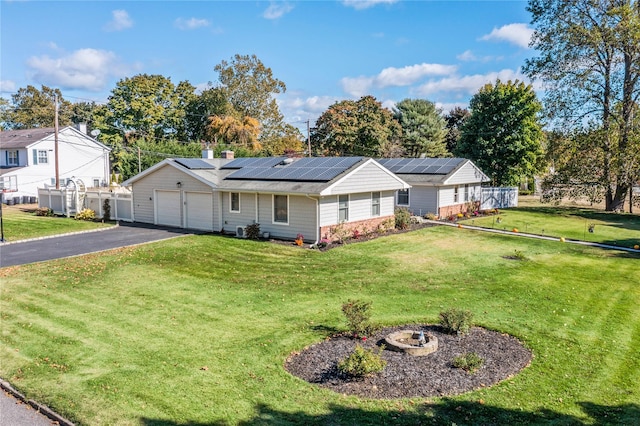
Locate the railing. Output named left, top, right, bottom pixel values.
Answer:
left=37, top=188, right=133, bottom=222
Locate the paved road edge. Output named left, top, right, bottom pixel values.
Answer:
left=1, top=378, right=75, bottom=426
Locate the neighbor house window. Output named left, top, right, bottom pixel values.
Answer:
left=93, top=179, right=100, bottom=188
left=7, top=150, right=18, bottom=166
left=371, top=192, right=381, bottom=216
left=38, top=150, right=48, bottom=164
left=338, top=194, right=349, bottom=222
left=454, top=185, right=459, bottom=203
left=397, top=189, right=409, bottom=206
left=273, top=194, right=288, bottom=223
left=230, top=192, right=240, bottom=212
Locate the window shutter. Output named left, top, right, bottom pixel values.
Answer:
left=32, top=149, right=38, bottom=165
left=4, top=151, right=7, bottom=165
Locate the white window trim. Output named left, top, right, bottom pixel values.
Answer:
left=272, top=194, right=289, bottom=225
left=338, top=194, right=349, bottom=222
left=371, top=191, right=381, bottom=217
left=7, top=150, right=18, bottom=166
left=454, top=185, right=459, bottom=203
left=397, top=188, right=410, bottom=206
left=38, top=150, right=49, bottom=164
left=464, top=184, right=470, bottom=202
left=229, top=192, right=241, bottom=213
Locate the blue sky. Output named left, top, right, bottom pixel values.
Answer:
left=1, top=0, right=537, bottom=133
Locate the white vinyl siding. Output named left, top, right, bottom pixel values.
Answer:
left=256, top=194, right=317, bottom=241
left=445, top=161, right=487, bottom=185
left=406, top=186, right=438, bottom=216
left=220, top=192, right=256, bottom=231
left=329, top=161, right=406, bottom=194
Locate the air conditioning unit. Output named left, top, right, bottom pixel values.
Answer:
left=236, top=226, right=245, bottom=238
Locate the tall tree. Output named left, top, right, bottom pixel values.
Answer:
left=105, top=74, right=196, bottom=141
left=393, top=98, right=448, bottom=157
left=457, top=80, right=544, bottom=186
left=524, top=0, right=640, bottom=211
left=2, top=85, right=72, bottom=129
left=207, top=115, right=261, bottom=151
left=444, top=107, right=471, bottom=153
left=184, top=86, right=234, bottom=142
left=311, top=96, right=400, bottom=156
left=260, top=123, right=305, bottom=156
left=214, top=54, right=286, bottom=144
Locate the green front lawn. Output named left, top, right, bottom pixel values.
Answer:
left=0, top=205, right=113, bottom=242
left=461, top=205, right=640, bottom=248
left=1, top=226, right=638, bottom=425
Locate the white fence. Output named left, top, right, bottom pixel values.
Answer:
left=481, top=187, right=519, bottom=210
left=38, top=188, right=133, bottom=222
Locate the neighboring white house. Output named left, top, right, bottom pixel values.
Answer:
left=377, top=158, right=490, bottom=218
left=122, top=154, right=410, bottom=243
left=0, top=126, right=111, bottom=200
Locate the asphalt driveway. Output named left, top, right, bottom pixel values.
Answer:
left=0, top=221, right=202, bottom=268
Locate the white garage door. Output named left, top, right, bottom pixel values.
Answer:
left=155, top=190, right=182, bottom=227
left=185, top=192, right=214, bottom=231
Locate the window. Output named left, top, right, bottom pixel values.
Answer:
left=397, top=189, right=409, bottom=206
left=464, top=184, right=470, bottom=202
left=230, top=192, right=240, bottom=212
left=454, top=185, right=459, bottom=203
left=93, top=179, right=100, bottom=188
left=273, top=194, right=288, bottom=223
left=38, top=150, right=48, bottom=164
left=7, top=151, right=18, bottom=166
left=338, top=194, right=349, bottom=222
left=371, top=192, right=381, bottom=216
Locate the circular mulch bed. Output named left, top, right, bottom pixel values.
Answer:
left=285, top=325, right=532, bottom=399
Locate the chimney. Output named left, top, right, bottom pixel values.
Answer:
left=202, top=149, right=214, bottom=159
left=75, top=123, right=88, bottom=134
left=221, top=150, right=234, bottom=159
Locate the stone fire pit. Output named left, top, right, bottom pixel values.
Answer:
left=384, top=330, right=438, bottom=356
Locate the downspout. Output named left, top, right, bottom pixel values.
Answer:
left=305, top=194, right=320, bottom=244
left=255, top=193, right=259, bottom=224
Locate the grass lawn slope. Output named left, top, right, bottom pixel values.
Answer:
left=1, top=226, right=639, bottom=425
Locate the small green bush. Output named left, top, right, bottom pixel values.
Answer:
left=338, top=344, right=387, bottom=378
left=342, top=299, right=374, bottom=337
left=439, top=308, right=474, bottom=335
left=395, top=207, right=411, bottom=230
left=102, top=198, right=111, bottom=221
left=244, top=223, right=261, bottom=240
left=452, top=352, right=484, bottom=373
left=35, top=207, right=54, bottom=217
left=75, top=208, right=96, bottom=221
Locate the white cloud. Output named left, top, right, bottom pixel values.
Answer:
left=415, top=69, right=528, bottom=97
left=263, top=2, right=294, bottom=19
left=342, top=0, right=399, bottom=10
left=480, top=23, right=533, bottom=48
left=0, top=80, right=17, bottom=93
left=104, top=9, right=133, bottom=32
left=457, top=50, right=477, bottom=62
left=26, top=48, right=131, bottom=91
left=341, top=63, right=457, bottom=97
left=174, top=17, right=210, bottom=30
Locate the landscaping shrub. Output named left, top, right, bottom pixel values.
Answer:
left=452, top=352, right=484, bottom=373
left=75, top=208, right=96, bottom=221
left=337, top=344, right=387, bottom=378
left=342, top=299, right=376, bottom=337
left=244, top=223, right=261, bottom=240
left=439, top=308, right=474, bottom=335
left=35, top=207, right=54, bottom=217
left=102, top=198, right=111, bottom=221
left=395, top=207, right=411, bottom=230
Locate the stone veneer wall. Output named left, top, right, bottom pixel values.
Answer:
left=320, top=215, right=394, bottom=242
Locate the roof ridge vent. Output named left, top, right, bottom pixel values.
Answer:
left=281, top=158, right=294, bottom=165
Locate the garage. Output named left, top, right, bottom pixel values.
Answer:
left=155, top=190, right=182, bottom=227
left=184, top=191, right=214, bottom=231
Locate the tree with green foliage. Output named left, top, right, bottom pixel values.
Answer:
left=457, top=80, right=544, bottom=186
left=214, top=54, right=286, bottom=146
left=393, top=98, right=448, bottom=158
left=104, top=74, right=196, bottom=141
left=524, top=0, right=640, bottom=211
left=260, top=123, right=305, bottom=156
left=444, top=107, right=471, bottom=154
left=311, top=95, right=401, bottom=156
left=184, top=86, right=235, bottom=143
left=2, top=85, right=72, bottom=129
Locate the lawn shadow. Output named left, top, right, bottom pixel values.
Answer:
left=309, top=324, right=343, bottom=337
left=139, top=401, right=640, bottom=425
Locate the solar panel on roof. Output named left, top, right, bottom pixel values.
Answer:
left=225, top=156, right=363, bottom=182
left=174, top=158, right=217, bottom=170
left=377, top=158, right=464, bottom=174
left=221, top=157, right=285, bottom=169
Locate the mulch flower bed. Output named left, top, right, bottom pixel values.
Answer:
left=285, top=325, right=532, bottom=399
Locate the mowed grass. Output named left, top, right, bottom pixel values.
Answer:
left=1, top=226, right=639, bottom=425
left=460, top=203, right=640, bottom=248
left=0, top=204, right=113, bottom=241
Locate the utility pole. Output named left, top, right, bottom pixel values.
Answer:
left=54, top=94, right=60, bottom=189
left=306, top=119, right=311, bottom=157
